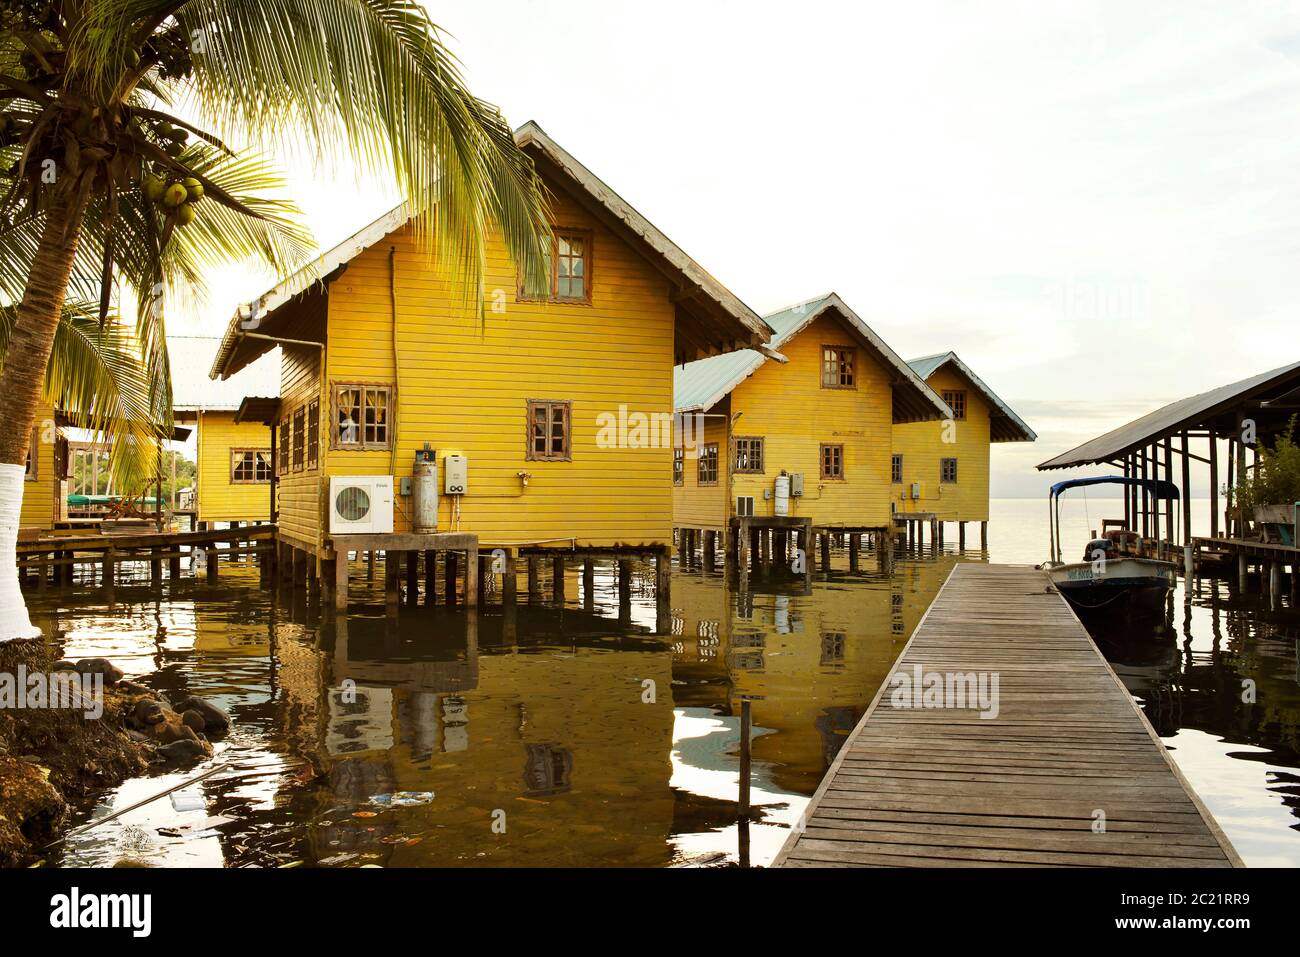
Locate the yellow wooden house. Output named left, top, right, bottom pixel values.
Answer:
left=171, top=337, right=281, bottom=529
left=672, top=293, right=949, bottom=570
left=19, top=399, right=62, bottom=532
left=891, top=351, right=1035, bottom=544
left=207, top=121, right=771, bottom=610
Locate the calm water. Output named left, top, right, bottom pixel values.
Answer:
left=20, top=497, right=1300, bottom=867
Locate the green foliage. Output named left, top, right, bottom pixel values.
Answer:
left=1233, top=416, right=1300, bottom=513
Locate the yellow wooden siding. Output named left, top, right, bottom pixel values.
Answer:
left=671, top=415, right=728, bottom=528
left=20, top=401, right=58, bottom=529
left=195, top=411, right=273, bottom=524
left=890, top=367, right=991, bottom=521
left=321, top=186, right=676, bottom=547
left=673, top=314, right=895, bottom=529
left=277, top=341, right=326, bottom=548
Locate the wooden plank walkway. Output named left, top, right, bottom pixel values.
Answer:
left=775, top=563, right=1243, bottom=868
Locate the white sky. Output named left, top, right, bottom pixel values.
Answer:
left=170, top=0, right=1300, bottom=496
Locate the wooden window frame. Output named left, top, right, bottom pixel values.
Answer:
left=526, top=399, right=573, bottom=462
left=820, top=443, right=845, bottom=480
left=941, top=457, right=958, bottom=484
left=698, top=443, right=719, bottom=486
left=277, top=418, right=290, bottom=474
left=292, top=406, right=306, bottom=472
left=733, top=436, right=765, bottom=474
left=24, top=427, right=37, bottom=481
left=230, top=448, right=273, bottom=485
left=518, top=227, right=593, bottom=305
left=820, top=345, right=856, bottom=389
left=331, top=383, right=394, bottom=451
left=891, top=453, right=903, bottom=484
left=943, top=389, right=967, bottom=421
left=306, top=398, right=320, bottom=470
left=673, top=447, right=684, bottom=486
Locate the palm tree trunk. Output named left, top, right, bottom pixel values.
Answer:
left=0, top=191, right=89, bottom=641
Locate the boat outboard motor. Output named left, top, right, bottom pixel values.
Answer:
left=1083, top=538, right=1117, bottom=563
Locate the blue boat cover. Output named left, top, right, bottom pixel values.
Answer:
left=1049, top=475, right=1180, bottom=499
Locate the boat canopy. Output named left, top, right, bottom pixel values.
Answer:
left=1049, top=475, right=1180, bottom=500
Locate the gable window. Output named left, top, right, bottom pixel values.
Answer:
left=943, top=389, right=967, bottom=420
left=334, top=384, right=392, bottom=450
left=941, top=457, right=958, bottom=483
left=278, top=418, right=290, bottom=474
left=292, top=406, right=306, bottom=471
left=307, top=399, right=320, bottom=470
left=673, top=447, right=684, bottom=486
left=821, top=345, right=855, bottom=389
left=520, top=228, right=592, bottom=304
left=231, top=449, right=273, bottom=484
left=820, top=443, right=844, bottom=480
left=734, top=436, right=764, bottom=474
left=527, top=400, right=571, bottom=461
left=698, top=443, right=719, bottom=486
left=891, top=454, right=903, bottom=484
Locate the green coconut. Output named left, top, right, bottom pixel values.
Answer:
left=183, top=178, right=204, bottom=202
left=163, top=182, right=188, bottom=207
left=174, top=204, right=196, bottom=227
left=143, top=174, right=166, bottom=203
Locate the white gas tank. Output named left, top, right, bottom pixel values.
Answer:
left=774, top=473, right=790, bottom=517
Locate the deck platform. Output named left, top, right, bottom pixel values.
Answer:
left=775, top=563, right=1242, bottom=868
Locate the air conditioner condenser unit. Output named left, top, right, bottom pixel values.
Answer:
left=329, top=475, right=395, bottom=534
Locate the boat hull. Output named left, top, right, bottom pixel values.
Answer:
left=1047, top=558, right=1176, bottom=614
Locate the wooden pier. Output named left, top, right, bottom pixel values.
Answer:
left=775, top=563, right=1242, bottom=868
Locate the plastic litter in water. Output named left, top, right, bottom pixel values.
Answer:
left=367, top=791, right=435, bottom=808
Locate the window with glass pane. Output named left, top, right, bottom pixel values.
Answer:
left=231, top=449, right=272, bottom=484
left=335, top=385, right=392, bottom=449
left=821, top=346, right=855, bottom=388
left=820, top=443, right=844, bottom=479
left=943, top=390, right=967, bottom=420
left=673, top=447, right=684, bottom=486
left=307, top=400, right=320, bottom=469
left=941, top=457, right=958, bottom=483
left=278, top=418, right=290, bottom=473
left=556, top=231, right=587, bottom=300
left=734, top=436, right=764, bottom=473
left=526, top=400, right=571, bottom=461
left=891, top=454, right=902, bottom=483
left=698, top=444, right=719, bottom=485
left=292, top=407, right=306, bottom=471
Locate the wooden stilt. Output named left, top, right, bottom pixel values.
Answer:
left=464, top=546, right=478, bottom=608
left=424, top=550, right=437, bottom=605
left=980, top=521, right=988, bottom=548
left=552, top=554, right=565, bottom=605
left=819, top=531, right=830, bottom=571
left=582, top=558, right=594, bottom=611
left=848, top=533, right=860, bottom=572
left=656, top=547, right=671, bottom=634
left=334, top=551, right=349, bottom=610
left=445, top=551, right=459, bottom=605
left=958, top=522, right=966, bottom=549
left=405, top=551, right=419, bottom=605
left=384, top=550, right=400, bottom=606
left=617, top=558, right=632, bottom=624
left=527, top=556, right=541, bottom=603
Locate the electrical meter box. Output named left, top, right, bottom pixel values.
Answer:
left=444, top=455, right=468, bottom=495
left=911, top=481, right=922, bottom=501
left=790, top=473, right=804, bottom=497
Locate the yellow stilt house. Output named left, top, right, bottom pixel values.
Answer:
left=19, top=400, right=62, bottom=533
left=208, top=122, right=771, bottom=612
left=672, top=293, right=949, bottom=573
left=891, top=351, right=1036, bottom=545
left=170, top=337, right=281, bottom=529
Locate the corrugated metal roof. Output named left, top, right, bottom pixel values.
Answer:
left=905, top=351, right=1036, bottom=443
left=1037, top=359, right=1300, bottom=470
left=170, top=336, right=280, bottom=411
left=674, top=293, right=950, bottom=423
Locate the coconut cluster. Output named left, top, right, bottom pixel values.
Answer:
left=142, top=167, right=204, bottom=227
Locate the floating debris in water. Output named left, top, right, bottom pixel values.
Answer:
left=367, top=791, right=434, bottom=808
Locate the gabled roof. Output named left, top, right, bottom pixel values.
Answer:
left=674, top=293, right=950, bottom=423
left=1038, top=360, right=1300, bottom=470
left=211, top=121, right=771, bottom=380
left=170, top=336, right=280, bottom=411
left=906, top=351, right=1036, bottom=443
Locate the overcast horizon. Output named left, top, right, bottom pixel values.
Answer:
left=168, top=1, right=1300, bottom=496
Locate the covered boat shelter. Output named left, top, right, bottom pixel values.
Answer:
left=1037, top=360, right=1300, bottom=590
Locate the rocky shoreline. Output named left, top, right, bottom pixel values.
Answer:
left=0, top=639, right=229, bottom=866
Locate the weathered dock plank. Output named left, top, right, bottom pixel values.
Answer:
left=775, top=563, right=1242, bottom=868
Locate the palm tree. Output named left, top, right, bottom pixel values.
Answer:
left=0, top=1, right=552, bottom=639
